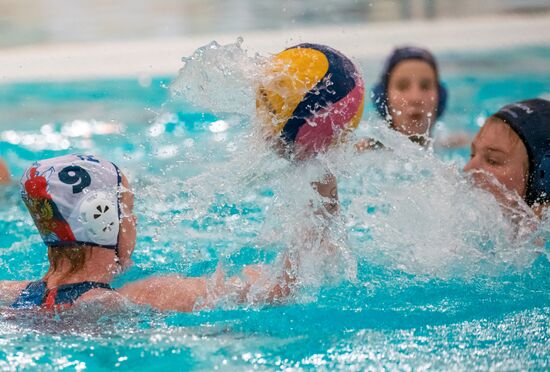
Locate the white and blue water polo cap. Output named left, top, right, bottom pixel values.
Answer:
left=20, top=154, right=122, bottom=248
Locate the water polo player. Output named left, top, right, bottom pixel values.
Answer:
left=369, top=45, right=447, bottom=147
left=0, top=154, right=292, bottom=312
left=0, top=154, right=136, bottom=310
left=464, top=98, right=550, bottom=218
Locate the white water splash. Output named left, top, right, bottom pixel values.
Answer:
left=154, top=40, right=547, bottom=287
left=341, top=119, right=542, bottom=278
left=170, top=38, right=262, bottom=117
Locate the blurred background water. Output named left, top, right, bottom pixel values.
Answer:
left=1, top=0, right=549, bottom=47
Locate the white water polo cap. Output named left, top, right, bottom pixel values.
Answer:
left=21, top=154, right=122, bottom=249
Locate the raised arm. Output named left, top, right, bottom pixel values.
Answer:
left=118, top=256, right=297, bottom=313
left=118, top=274, right=209, bottom=312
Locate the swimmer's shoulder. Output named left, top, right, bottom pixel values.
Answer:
left=0, top=280, right=31, bottom=304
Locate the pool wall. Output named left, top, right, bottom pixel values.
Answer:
left=1, top=14, right=549, bottom=83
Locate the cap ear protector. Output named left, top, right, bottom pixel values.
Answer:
left=78, top=191, right=119, bottom=246
left=531, top=152, right=550, bottom=205
left=372, top=82, right=391, bottom=121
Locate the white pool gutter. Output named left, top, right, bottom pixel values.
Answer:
left=1, top=14, right=549, bottom=83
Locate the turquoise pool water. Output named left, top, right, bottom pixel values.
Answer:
left=0, top=46, right=549, bottom=370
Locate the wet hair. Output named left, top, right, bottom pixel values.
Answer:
left=371, top=46, right=448, bottom=124
left=45, top=247, right=88, bottom=279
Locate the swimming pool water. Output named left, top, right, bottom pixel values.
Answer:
left=0, top=46, right=549, bottom=370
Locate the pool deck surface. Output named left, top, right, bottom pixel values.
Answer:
left=1, top=14, right=549, bottom=83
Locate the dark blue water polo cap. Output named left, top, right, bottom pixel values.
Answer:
left=372, top=46, right=447, bottom=123
left=493, top=98, right=550, bottom=206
